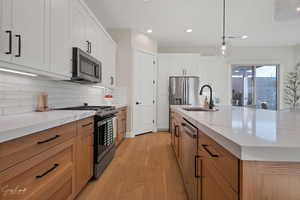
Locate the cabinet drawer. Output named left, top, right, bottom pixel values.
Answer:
left=198, top=131, right=239, bottom=192
left=0, top=139, right=75, bottom=200
left=0, top=122, right=76, bottom=172
left=77, top=117, right=94, bottom=136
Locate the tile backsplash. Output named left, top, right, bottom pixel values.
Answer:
left=0, top=72, right=124, bottom=116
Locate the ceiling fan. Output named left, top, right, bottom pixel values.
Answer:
left=221, top=0, right=248, bottom=55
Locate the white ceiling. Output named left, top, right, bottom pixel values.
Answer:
left=85, top=0, right=300, bottom=48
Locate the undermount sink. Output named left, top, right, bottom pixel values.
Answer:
left=183, top=107, right=217, bottom=112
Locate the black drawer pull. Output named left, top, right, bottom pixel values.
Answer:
left=37, top=135, right=60, bottom=144
left=5, top=30, right=12, bottom=54
left=15, top=34, right=21, bottom=57
left=195, top=155, right=201, bottom=178
left=175, top=125, right=179, bottom=137
left=82, top=122, right=93, bottom=128
left=36, top=163, right=59, bottom=179
left=202, top=144, right=219, bottom=157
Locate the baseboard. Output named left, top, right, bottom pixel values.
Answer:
left=157, top=128, right=169, bottom=132
left=125, top=131, right=135, bottom=138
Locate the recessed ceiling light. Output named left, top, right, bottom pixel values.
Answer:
left=297, top=7, right=300, bottom=12
left=241, top=35, right=249, bottom=39
left=147, top=29, right=153, bottom=33
left=186, top=29, right=193, bottom=33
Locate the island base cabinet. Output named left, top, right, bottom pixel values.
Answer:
left=200, top=159, right=238, bottom=200
left=240, top=161, right=300, bottom=200
left=181, top=120, right=198, bottom=200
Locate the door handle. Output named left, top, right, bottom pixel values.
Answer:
left=5, top=30, right=12, bottom=55
left=136, top=102, right=142, bottom=105
left=15, top=34, right=21, bottom=57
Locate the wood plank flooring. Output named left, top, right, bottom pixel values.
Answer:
left=76, top=132, right=187, bottom=200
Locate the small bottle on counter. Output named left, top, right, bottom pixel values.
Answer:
left=204, top=96, right=209, bottom=109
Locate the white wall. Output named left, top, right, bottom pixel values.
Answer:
left=0, top=72, right=105, bottom=116
left=157, top=46, right=297, bottom=130
left=109, top=29, right=157, bottom=136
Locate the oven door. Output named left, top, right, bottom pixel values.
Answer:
left=94, top=116, right=116, bottom=163
left=72, top=47, right=102, bottom=83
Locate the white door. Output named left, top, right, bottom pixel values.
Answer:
left=12, top=0, right=48, bottom=71
left=133, top=51, right=156, bottom=135
left=0, top=0, right=12, bottom=62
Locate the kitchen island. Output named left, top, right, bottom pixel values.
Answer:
left=171, top=105, right=300, bottom=200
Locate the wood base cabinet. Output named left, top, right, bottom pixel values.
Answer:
left=116, top=107, right=127, bottom=146
left=170, top=111, right=182, bottom=167
left=75, top=117, right=94, bottom=195
left=0, top=117, right=95, bottom=200
left=172, top=109, right=300, bottom=200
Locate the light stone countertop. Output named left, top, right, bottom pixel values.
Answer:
left=172, top=105, right=300, bottom=162
left=0, top=110, right=96, bottom=143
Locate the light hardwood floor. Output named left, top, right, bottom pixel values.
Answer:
left=76, top=132, right=187, bottom=200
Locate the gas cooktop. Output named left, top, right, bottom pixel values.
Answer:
left=56, top=104, right=117, bottom=118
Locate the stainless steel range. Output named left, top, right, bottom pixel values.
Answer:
left=57, top=104, right=118, bottom=179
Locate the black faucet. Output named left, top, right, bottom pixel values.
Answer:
left=200, top=84, right=214, bottom=109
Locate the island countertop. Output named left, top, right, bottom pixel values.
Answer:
left=171, top=105, right=300, bottom=162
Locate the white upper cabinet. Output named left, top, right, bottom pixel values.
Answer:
left=71, top=0, right=89, bottom=53
left=49, top=0, right=72, bottom=77
left=11, top=0, right=49, bottom=71
left=102, top=37, right=116, bottom=87
left=0, top=0, right=116, bottom=83
left=0, top=0, right=11, bottom=62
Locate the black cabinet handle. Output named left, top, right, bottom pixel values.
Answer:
left=36, top=163, right=59, bottom=179
left=89, top=41, right=92, bottom=54
left=86, top=40, right=90, bottom=53
left=202, top=144, right=219, bottom=158
left=82, top=122, right=93, bottom=128
left=195, top=155, right=201, bottom=178
left=5, top=30, right=12, bottom=54
left=110, top=76, right=114, bottom=85
left=175, top=125, right=180, bottom=137
left=37, top=135, right=60, bottom=144
left=15, top=34, right=21, bottom=57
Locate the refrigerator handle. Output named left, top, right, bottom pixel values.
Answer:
left=183, top=78, right=186, bottom=105
left=187, top=79, right=190, bottom=105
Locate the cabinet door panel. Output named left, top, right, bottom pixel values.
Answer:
left=50, top=0, right=71, bottom=77
left=0, top=0, right=11, bottom=62
left=75, top=134, right=92, bottom=194
left=12, top=0, right=48, bottom=71
left=181, top=125, right=197, bottom=200
left=71, top=0, right=88, bottom=52
left=102, top=37, right=116, bottom=87
left=202, top=160, right=238, bottom=200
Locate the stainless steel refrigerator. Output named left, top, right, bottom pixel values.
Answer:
left=169, top=76, right=200, bottom=106
left=169, top=76, right=200, bottom=130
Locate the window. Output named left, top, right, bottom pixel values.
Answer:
left=231, top=65, right=278, bottom=110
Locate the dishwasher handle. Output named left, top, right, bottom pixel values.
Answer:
left=181, top=119, right=197, bottom=138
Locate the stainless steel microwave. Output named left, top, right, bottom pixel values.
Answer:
left=71, top=47, right=102, bottom=84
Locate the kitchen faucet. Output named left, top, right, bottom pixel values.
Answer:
left=200, top=84, right=214, bottom=109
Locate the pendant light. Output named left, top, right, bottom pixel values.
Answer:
left=219, top=0, right=248, bottom=56
left=220, top=0, right=227, bottom=56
